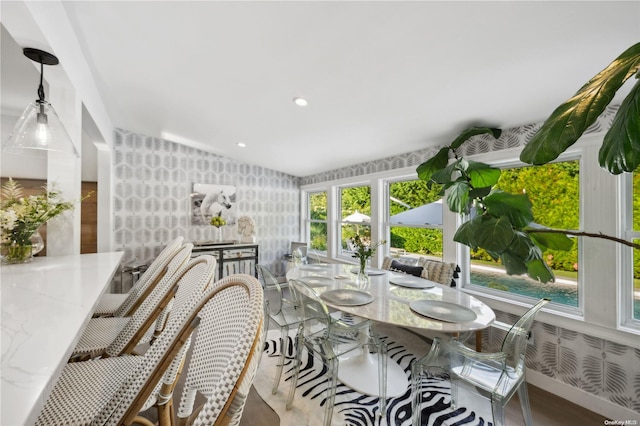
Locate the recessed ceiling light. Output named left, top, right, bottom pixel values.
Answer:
left=293, top=97, right=308, bottom=107
left=237, top=142, right=246, bottom=148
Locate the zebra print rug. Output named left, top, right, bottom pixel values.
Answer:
left=254, top=323, right=494, bottom=426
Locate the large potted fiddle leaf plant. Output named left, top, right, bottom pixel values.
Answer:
left=417, top=42, right=640, bottom=283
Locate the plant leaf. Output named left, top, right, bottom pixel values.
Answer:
left=431, top=161, right=458, bottom=185
left=469, top=185, right=492, bottom=199
left=526, top=257, right=555, bottom=283
left=528, top=229, right=574, bottom=251
left=453, top=216, right=482, bottom=249
left=483, top=190, right=534, bottom=228
left=473, top=216, right=515, bottom=253
left=466, top=160, right=502, bottom=188
left=450, top=127, right=502, bottom=150
left=520, top=42, right=640, bottom=165
left=501, top=251, right=529, bottom=276
left=417, top=147, right=450, bottom=183
left=599, top=77, right=640, bottom=174
left=506, top=231, right=538, bottom=261
left=446, top=180, right=472, bottom=214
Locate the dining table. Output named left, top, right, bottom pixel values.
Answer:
left=286, top=262, right=495, bottom=398
left=1, top=252, right=124, bottom=426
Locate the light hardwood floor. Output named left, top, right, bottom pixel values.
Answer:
left=238, top=382, right=607, bottom=425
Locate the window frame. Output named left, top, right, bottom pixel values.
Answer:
left=336, top=183, right=373, bottom=263
left=306, top=190, right=328, bottom=254
left=620, top=170, right=640, bottom=330
left=458, top=154, right=583, bottom=316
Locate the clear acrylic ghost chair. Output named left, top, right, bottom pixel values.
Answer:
left=256, top=264, right=304, bottom=394
left=286, top=279, right=387, bottom=426
left=93, top=236, right=184, bottom=317
left=306, top=248, right=325, bottom=264
left=411, top=298, right=550, bottom=426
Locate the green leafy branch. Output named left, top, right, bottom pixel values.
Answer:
left=418, top=128, right=575, bottom=283
left=520, top=42, right=640, bottom=174
left=417, top=43, right=640, bottom=283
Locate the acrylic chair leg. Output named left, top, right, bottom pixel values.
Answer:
left=286, top=334, right=303, bottom=410
left=450, top=375, right=459, bottom=410
left=517, top=381, right=534, bottom=426
left=324, top=359, right=339, bottom=426
left=492, top=397, right=506, bottom=426
left=273, top=327, right=289, bottom=394
left=410, top=360, right=423, bottom=426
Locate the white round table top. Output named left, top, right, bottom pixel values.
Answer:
left=286, top=263, right=495, bottom=333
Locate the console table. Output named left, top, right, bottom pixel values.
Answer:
left=191, top=242, right=259, bottom=280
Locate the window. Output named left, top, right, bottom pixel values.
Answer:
left=386, top=178, right=443, bottom=261
left=466, top=160, right=581, bottom=308
left=308, top=191, right=328, bottom=252
left=629, top=169, right=640, bottom=321
left=339, top=185, right=371, bottom=256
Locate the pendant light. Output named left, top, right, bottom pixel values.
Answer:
left=2, top=48, right=79, bottom=158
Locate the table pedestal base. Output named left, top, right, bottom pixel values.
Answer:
left=338, top=351, right=407, bottom=397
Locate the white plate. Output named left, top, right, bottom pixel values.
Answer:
left=389, top=275, right=435, bottom=289
left=320, top=289, right=374, bottom=306
left=298, top=276, right=334, bottom=287
left=409, top=300, right=477, bottom=322
left=298, top=264, right=331, bottom=271
left=349, top=267, right=386, bottom=276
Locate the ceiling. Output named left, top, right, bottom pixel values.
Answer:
left=2, top=1, right=639, bottom=177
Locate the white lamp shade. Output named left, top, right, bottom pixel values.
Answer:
left=3, top=100, right=79, bottom=158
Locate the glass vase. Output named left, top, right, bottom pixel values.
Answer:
left=356, top=256, right=369, bottom=289
left=2, top=242, right=34, bottom=264
left=215, top=226, right=223, bottom=243
left=1, top=228, right=44, bottom=264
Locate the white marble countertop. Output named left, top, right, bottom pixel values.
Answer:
left=287, top=263, right=495, bottom=333
left=1, top=252, right=124, bottom=426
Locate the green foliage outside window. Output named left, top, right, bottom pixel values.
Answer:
left=479, top=161, right=580, bottom=273
left=389, top=179, right=443, bottom=256
left=341, top=186, right=371, bottom=246
left=309, top=192, right=327, bottom=251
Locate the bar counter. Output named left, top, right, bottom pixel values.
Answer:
left=1, top=252, right=124, bottom=426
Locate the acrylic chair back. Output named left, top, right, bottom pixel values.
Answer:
left=256, top=264, right=284, bottom=315
left=114, top=236, right=184, bottom=317
left=501, top=297, right=550, bottom=375
left=288, top=279, right=332, bottom=344
left=256, top=264, right=304, bottom=395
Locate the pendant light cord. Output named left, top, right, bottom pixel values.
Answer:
left=37, top=60, right=45, bottom=103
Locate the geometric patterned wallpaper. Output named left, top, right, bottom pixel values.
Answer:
left=300, top=104, right=621, bottom=186
left=301, top=104, right=639, bottom=417
left=112, top=128, right=300, bottom=279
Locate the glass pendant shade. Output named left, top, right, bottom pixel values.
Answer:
left=3, top=99, right=79, bottom=158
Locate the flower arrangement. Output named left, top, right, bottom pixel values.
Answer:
left=351, top=233, right=386, bottom=277
left=0, top=178, right=80, bottom=263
